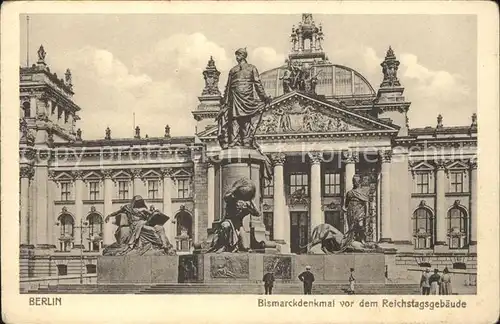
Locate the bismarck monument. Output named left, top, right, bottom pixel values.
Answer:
left=98, top=47, right=394, bottom=286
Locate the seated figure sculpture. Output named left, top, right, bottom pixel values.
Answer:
left=102, top=195, right=176, bottom=256
left=206, top=178, right=261, bottom=253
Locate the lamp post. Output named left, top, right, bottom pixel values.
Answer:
left=74, top=218, right=89, bottom=284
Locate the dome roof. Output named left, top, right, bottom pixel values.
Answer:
left=260, top=63, right=376, bottom=99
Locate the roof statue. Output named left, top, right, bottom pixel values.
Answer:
left=380, top=46, right=401, bottom=88
left=37, top=45, right=46, bottom=64
left=201, top=56, right=221, bottom=96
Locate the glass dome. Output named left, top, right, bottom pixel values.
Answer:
left=260, top=63, right=376, bottom=99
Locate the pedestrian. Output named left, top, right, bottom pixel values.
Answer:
left=440, top=267, right=452, bottom=295
left=429, top=268, right=441, bottom=295
left=348, top=268, right=356, bottom=294
left=420, top=268, right=431, bottom=295
left=298, top=265, right=315, bottom=295
left=263, top=271, right=275, bottom=295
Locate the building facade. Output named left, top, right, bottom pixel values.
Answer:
left=19, top=14, right=477, bottom=280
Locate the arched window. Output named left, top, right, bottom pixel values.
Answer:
left=59, top=214, right=74, bottom=237
left=22, top=101, right=31, bottom=118
left=176, top=211, right=193, bottom=237
left=448, top=205, right=468, bottom=249
left=412, top=207, right=433, bottom=249
left=87, top=213, right=103, bottom=251
left=87, top=214, right=103, bottom=237
left=58, top=214, right=74, bottom=251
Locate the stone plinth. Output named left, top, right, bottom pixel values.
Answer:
left=212, top=147, right=270, bottom=250
left=97, top=256, right=178, bottom=284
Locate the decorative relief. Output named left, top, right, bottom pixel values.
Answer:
left=103, top=169, right=113, bottom=179
left=435, top=159, right=446, bottom=170
left=19, top=165, right=35, bottom=179
left=131, top=168, right=143, bottom=179
left=469, top=157, right=477, bottom=169
left=342, top=151, right=359, bottom=164
left=257, top=101, right=356, bottom=134
left=307, top=152, right=323, bottom=164
left=263, top=256, right=292, bottom=280
left=160, top=167, right=174, bottom=178
left=270, top=153, right=286, bottom=166
left=71, top=170, right=84, bottom=180
left=210, top=255, right=249, bottom=279
left=378, top=150, right=392, bottom=163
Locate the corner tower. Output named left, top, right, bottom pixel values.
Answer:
left=374, top=47, right=411, bottom=136
left=192, top=56, right=222, bottom=134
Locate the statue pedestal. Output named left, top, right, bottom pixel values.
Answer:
left=208, top=147, right=277, bottom=252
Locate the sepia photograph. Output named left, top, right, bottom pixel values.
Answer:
left=2, top=2, right=499, bottom=323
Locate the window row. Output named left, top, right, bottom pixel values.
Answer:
left=413, top=206, right=470, bottom=249
left=58, top=178, right=192, bottom=201
left=413, top=171, right=471, bottom=194
left=263, top=172, right=342, bottom=197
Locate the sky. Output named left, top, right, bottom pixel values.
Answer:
left=20, top=14, right=477, bottom=139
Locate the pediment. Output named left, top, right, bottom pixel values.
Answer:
left=197, top=91, right=398, bottom=139
left=257, top=92, right=398, bottom=135
left=142, top=170, right=162, bottom=179
left=112, top=170, right=132, bottom=179
left=446, top=160, right=468, bottom=170
left=410, top=161, right=434, bottom=171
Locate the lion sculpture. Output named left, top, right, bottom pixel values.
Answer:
left=302, top=223, right=381, bottom=254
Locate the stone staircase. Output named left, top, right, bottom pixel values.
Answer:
left=25, top=283, right=421, bottom=295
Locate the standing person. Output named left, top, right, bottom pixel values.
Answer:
left=440, top=267, right=452, bottom=295
left=420, top=268, right=431, bottom=295
left=263, top=271, right=275, bottom=295
left=298, top=266, right=315, bottom=295
left=429, top=268, right=441, bottom=295
left=348, top=268, right=356, bottom=295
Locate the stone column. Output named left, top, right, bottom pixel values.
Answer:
left=34, top=163, right=49, bottom=247
left=20, top=166, right=34, bottom=245
left=308, top=152, right=323, bottom=231
left=343, top=151, right=357, bottom=233
left=207, top=162, right=215, bottom=229
left=469, top=158, right=477, bottom=253
left=103, top=170, right=114, bottom=246
left=343, top=151, right=357, bottom=192
left=47, top=174, right=56, bottom=247
left=132, top=168, right=142, bottom=196
left=271, top=153, right=287, bottom=251
left=435, top=160, right=447, bottom=248
left=73, top=171, right=84, bottom=248
left=161, top=168, right=175, bottom=242
left=379, top=150, right=392, bottom=243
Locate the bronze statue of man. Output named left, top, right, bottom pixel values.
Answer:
left=217, top=48, right=272, bottom=148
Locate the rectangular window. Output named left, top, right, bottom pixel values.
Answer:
left=118, top=181, right=129, bottom=200
left=177, top=179, right=189, bottom=199
left=324, top=172, right=341, bottom=196
left=415, top=172, right=430, bottom=194
left=289, top=173, right=309, bottom=197
left=147, top=180, right=159, bottom=199
left=449, top=172, right=464, bottom=193
left=60, top=182, right=71, bottom=201
left=89, top=181, right=100, bottom=200
left=263, top=179, right=274, bottom=197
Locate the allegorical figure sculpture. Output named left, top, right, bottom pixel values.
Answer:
left=342, top=175, right=369, bottom=244
left=216, top=48, right=272, bottom=148
left=303, top=175, right=383, bottom=254
left=207, top=178, right=261, bottom=253
left=103, top=195, right=176, bottom=256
